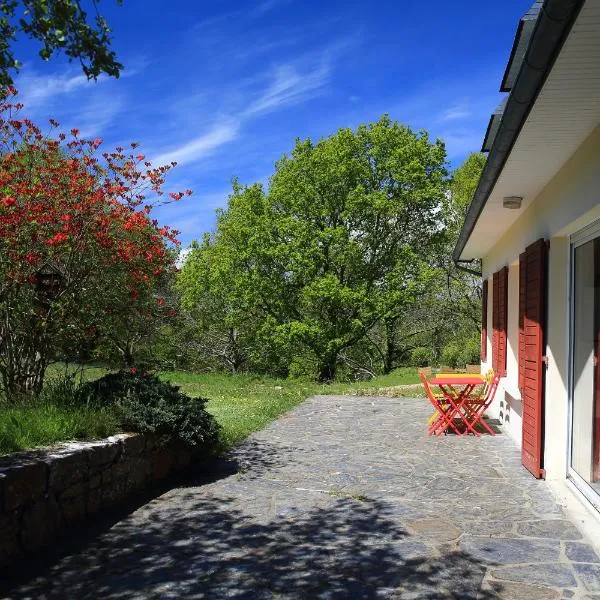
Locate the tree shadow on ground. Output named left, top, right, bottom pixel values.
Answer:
left=1, top=479, right=501, bottom=599
left=221, top=438, right=313, bottom=480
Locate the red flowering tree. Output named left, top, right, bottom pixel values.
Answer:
left=0, top=89, right=190, bottom=398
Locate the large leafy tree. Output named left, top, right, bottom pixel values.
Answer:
left=440, top=152, right=486, bottom=332
left=0, top=90, right=188, bottom=397
left=0, top=0, right=123, bottom=86
left=181, top=116, right=447, bottom=380
left=177, top=233, right=258, bottom=373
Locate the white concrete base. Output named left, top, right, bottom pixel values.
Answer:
left=546, top=478, right=600, bottom=556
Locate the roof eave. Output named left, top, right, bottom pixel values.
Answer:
left=453, top=0, right=586, bottom=263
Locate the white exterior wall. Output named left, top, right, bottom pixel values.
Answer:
left=480, top=125, right=600, bottom=483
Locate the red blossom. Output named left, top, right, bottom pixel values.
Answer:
left=0, top=89, right=188, bottom=328
left=46, top=232, right=69, bottom=246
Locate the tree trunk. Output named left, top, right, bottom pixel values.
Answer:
left=227, top=327, right=244, bottom=373
left=318, top=355, right=338, bottom=382
left=383, top=317, right=397, bottom=374
left=114, top=340, right=136, bottom=368
left=0, top=349, right=47, bottom=399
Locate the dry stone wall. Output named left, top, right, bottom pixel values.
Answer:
left=0, top=433, right=194, bottom=568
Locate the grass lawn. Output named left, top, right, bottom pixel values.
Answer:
left=0, top=402, right=120, bottom=455
left=0, top=366, right=422, bottom=455
left=160, top=368, right=422, bottom=448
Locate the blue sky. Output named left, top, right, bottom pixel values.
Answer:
left=12, top=0, right=531, bottom=245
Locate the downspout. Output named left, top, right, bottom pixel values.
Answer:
left=455, top=259, right=482, bottom=278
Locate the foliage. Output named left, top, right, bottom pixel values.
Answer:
left=440, top=343, right=462, bottom=368
left=0, top=89, right=189, bottom=397
left=177, top=235, right=257, bottom=373
left=409, top=347, right=432, bottom=368
left=80, top=370, right=221, bottom=450
left=445, top=152, right=487, bottom=234
left=460, top=336, right=480, bottom=366
left=179, top=116, right=447, bottom=380
left=0, top=0, right=123, bottom=87
left=414, top=152, right=486, bottom=365
left=0, top=374, right=119, bottom=454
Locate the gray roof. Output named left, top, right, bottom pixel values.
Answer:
left=481, top=97, right=508, bottom=152
left=453, top=0, right=586, bottom=264
left=500, top=1, right=543, bottom=92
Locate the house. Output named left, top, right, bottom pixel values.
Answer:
left=454, top=0, right=600, bottom=517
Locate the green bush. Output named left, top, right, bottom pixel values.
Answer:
left=440, top=343, right=462, bottom=369
left=80, top=371, right=221, bottom=450
left=461, top=337, right=480, bottom=366
left=409, top=347, right=432, bottom=368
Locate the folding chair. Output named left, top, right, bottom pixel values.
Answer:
left=420, top=370, right=462, bottom=435
left=462, top=371, right=500, bottom=435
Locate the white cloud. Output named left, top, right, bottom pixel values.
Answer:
left=244, top=63, right=330, bottom=117
left=75, top=94, right=124, bottom=137
left=439, top=103, right=471, bottom=122
left=16, top=69, right=98, bottom=108
left=440, top=129, right=484, bottom=158
left=252, top=0, right=293, bottom=15
left=152, top=121, right=240, bottom=167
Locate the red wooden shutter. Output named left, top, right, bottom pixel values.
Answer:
left=520, top=239, right=548, bottom=479
left=492, top=267, right=508, bottom=376
left=519, top=252, right=526, bottom=391
left=593, top=239, right=600, bottom=482
left=492, top=273, right=499, bottom=371
left=481, top=280, right=488, bottom=362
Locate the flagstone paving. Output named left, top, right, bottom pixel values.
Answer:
left=2, top=395, right=600, bottom=599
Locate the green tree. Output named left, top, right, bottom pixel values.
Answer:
left=0, top=0, right=123, bottom=86
left=445, top=152, right=486, bottom=236
left=432, top=152, right=487, bottom=358
left=181, top=117, right=448, bottom=381
left=177, top=234, right=258, bottom=373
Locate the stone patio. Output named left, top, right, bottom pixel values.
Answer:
left=1, top=395, right=600, bottom=599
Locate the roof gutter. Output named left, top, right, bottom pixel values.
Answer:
left=455, top=259, right=482, bottom=277
left=452, top=0, right=585, bottom=263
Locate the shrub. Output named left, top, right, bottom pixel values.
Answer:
left=287, top=355, right=319, bottom=380
left=461, top=337, right=480, bottom=367
left=440, top=343, right=462, bottom=369
left=80, top=371, right=221, bottom=451
left=409, top=347, right=432, bottom=368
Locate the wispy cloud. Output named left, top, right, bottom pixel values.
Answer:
left=244, top=63, right=330, bottom=117
left=438, top=102, right=471, bottom=122
left=17, top=70, right=90, bottom=107
left=152, top=121, right=240, bottom=167
left=439, top=129, right=484, bottom=158
left=252, top=0, right=294, bottom=16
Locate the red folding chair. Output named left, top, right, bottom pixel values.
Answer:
left=462, top=371, right=500, bottom=435
left=420, top=370, right=463, bottom=436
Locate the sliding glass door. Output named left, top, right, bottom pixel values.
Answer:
left=570, top=233, right=600, bottom=502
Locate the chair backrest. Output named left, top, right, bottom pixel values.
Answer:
left=419, top=369, right=438, bottom=404
left=482, top=371, right=501, bottom=407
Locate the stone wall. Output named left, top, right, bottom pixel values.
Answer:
left=0, top=433, right=194, bottom=568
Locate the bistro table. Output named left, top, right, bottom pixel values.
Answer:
left=426, top=374, right=487, bottom=436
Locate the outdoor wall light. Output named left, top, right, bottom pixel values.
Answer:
left=502, top=196, right=523, bottom=209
